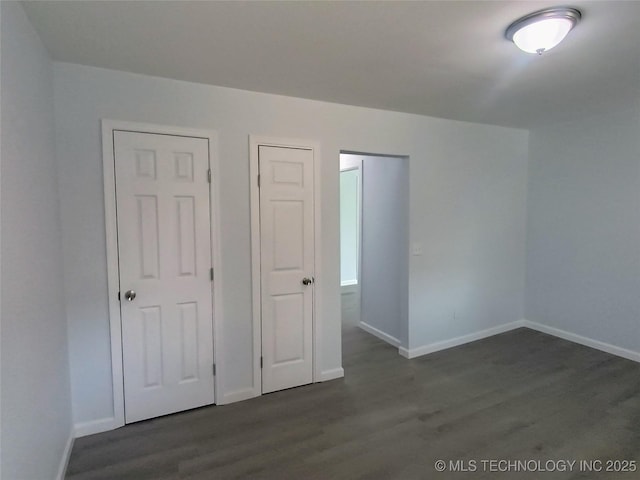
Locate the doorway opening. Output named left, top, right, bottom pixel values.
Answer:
left=339, top=152, right=409, bottom=359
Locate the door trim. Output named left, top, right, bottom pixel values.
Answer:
left=339, top=158, right=363, bottom=291
left=101, top=119, right=224, bottom=431
left=249, top=135, right=323, bottom=397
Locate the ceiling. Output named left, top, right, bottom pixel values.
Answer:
left=22, top=1, right=640, bottom=129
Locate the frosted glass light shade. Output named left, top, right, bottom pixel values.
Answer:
left=513, top=18, right=573, bottom=54
left=506, top=7, right=581, bottom=55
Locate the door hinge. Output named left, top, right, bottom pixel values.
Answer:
left=210, top=267, right=214, bottom=282
left=257, top=174, right=261, bottom=188
left=260, top=356, right=263, bottom=369
left=212, top=363, right=216, bottom=376
left=207, top=169, right=212, bottom=183
left=117, top=291, right=121, bottom=301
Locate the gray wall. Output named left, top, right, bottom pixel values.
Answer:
left=525, top=104, right=640, bottom=352
left=408, top=128, right=528, bottom=349
left=361, top=155, right=409, bottom=345
left=1, top=2, right=73, bottom=478
left=52, top=62, right=528, bottom=428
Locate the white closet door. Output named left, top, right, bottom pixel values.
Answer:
left=259, top=145, right=314, bottom=394
left=114, top=131, right=215, bottom=423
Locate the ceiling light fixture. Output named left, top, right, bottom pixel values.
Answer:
left=505, top=7, right=581, bottom=55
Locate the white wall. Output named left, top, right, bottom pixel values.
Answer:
left=53, top=62, right=528, bottom=428
left=526, top=104, right=640, bottom=353
left=1, top=2, right=73, bottom=478
left=360, top=155, right=409, bottom=346
left=407, top=128, right=529, bottom=351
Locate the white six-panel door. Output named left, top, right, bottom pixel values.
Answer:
left=114, top=131, right=215, bottom=423
left=259, top=145, right=315, bottom=394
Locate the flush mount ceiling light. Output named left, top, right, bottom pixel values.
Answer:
left=505, top=7, right=581, bottom=55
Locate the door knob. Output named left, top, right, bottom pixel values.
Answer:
left=124, top=290, right=137, bottom=301
left=302, top=277, right=314, bottom=286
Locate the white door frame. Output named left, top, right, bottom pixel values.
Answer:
left=101, top=119, right=224, bottom=431
left=249, top=135, right=323, bottom=396
left=339, top=157, right=363, bottom=290
left=339, top=157, right=364, bottom=329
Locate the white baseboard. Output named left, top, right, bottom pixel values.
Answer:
left=74, top=416, right=122, bottom=438
left=399, top=320, right=525, bottom=359
left=218, top=387, right=259, bottom=405
left=56, top=430, right=75, bottom=480
left=523, top=319, right=640, bottom=363
left=358, top=321, right=400, bottom=347
left=319, top=367, right=345, bottom=382
left=397, top=318, right=640, bottom=364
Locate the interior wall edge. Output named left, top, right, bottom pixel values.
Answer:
left=358, top=321, right=401, bottom=348
left=73, top=416, right=120, bottom=439
left=55, top=432, right=74, bottom=480
left=522, top=319, right=640, bottom=363
left=1, top=2, right=73, bottom=477
left=399, top=320, right=526, bottom=359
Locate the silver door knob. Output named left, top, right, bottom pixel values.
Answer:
left=124, top=290, right=136, bottom=301
left=302, top=277, right=312, bottom=286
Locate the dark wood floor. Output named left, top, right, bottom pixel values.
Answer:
left=67, top=327, right=640, bottom=479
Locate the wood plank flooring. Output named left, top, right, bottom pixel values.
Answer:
left=67, top=327, right=640, bottom=479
